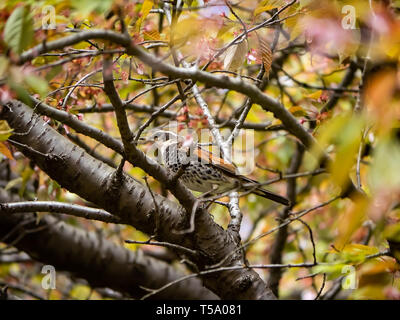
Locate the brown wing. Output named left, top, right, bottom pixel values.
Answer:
left=193, top=147, right=289, bottom=205
left=193, top=146, right=239, bottom=175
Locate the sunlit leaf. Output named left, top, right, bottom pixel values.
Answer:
left=3, top=5, right=34, bottom=54
left=288, top=106, right=307, bottom=117
left=282, top=2, right=303, bottom=41
left=143, top=30, right=160, bottom=41
left=312, top=113, right=364, bottom=187
left=369, top=137, right=400, bottom=190
left=135, top=0, right=154, bottom=32
left=341, top=244, right=379, bottom=255
left=384, top=223, right=400, bottom=242
left=5, top=177, right=23, bottom=191
left=306, top=90, right=323, bottom=100
left=0, top=142, right=13, bottom=160
left=71, top=0, right=113, bottom=17
left=223, top=41, right=247, bottom=72
left=254, top=0, right=284, bottom=16
left=173, top=16, right=203, bottom=47
left=24, top=75, right=49, bottom=98
left=335, top=196, right=369, bottom=250
left=70, top=284, right=91, bottom=300
left=312, top=263, right=348, bottom=279
left=217, top=21, right=236, bottom=38
left=0, top=120, right=13, bottom=141
left=258, top=37, right=272, bottom=77
left=19, top=166, right=34, bottom=197
left=350, top=285, right=387, bottom=300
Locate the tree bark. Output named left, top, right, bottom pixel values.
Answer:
left=0, top=189, right=217, bottom=299
left=0, top=100, right=276, bottom=300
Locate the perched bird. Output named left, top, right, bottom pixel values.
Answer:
left=147, top=130, right=290, bottom=206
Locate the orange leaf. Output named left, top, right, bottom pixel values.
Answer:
left=0, top=142, right=13, bottom=159
left=258, top=37, right=272, bottom=77
left=143, top=30, right=160, bottom=41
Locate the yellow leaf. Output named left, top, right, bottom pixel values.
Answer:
left=365, top=70, right=397, bottom=133
left=0, top=142, right=13, bottom=159
left=254, top=0, right=283, bottom=16
left=282, top=3, right=303, bottom=41
left=70, top=284, right=91, bottom=300
left=5, top=177, right=22, bottom=191
left=223, top=41, right=247, bottom=72
left=254, top=5, right=278, bottom=16
left=0, top=120, right=13, bottom=141
left=143, top=30, right=160, bottom=41
left=135, top=0, right=153, bottom=32
left=289, top=106, right=307, bottom=117
left=271, top=119, right=282, bottom=126
left=341, top=244, right=379, bottom=256
left=335, top=197, right=369, bottom=250
left=328, top=116, right=364, bottom=188
left=369, top=137, right=400, bottom=190
left=173, top=16, right=203, bottom=46
left=306, top=90, right=323, bottom=100
left=361, top=258, right=399, bottom=275
left=350, top=285, right=386, bottom=300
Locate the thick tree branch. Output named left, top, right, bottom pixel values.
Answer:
left=0, top=190, right=216, bottom=300
left=1, top=100, right=276, bottom=300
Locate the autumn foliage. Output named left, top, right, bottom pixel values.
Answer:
left=0, top=0, right=400, bottom=300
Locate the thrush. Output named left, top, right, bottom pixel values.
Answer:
left=147, top=130, right=290, bottom=206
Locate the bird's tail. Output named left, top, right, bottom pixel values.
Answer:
left=251, top=187, right=290, bottom=206
left=239, top=176, right=290, bottom=206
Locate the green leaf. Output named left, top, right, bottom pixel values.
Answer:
left=8, top=81, right=31, bottom=106
left=5, top=177, right=22, bottom=191
left=0, top=120, right=13, bottom=141
left=4, top=5, right=34, bottom=54
left=340, top=244, right=379, bottom=262
left=70, top=284, right=91, bottom=300
left=24, top=75, right=49, bottom=97
left=20, top=166, right=33, bottom=197
left=312, top=263, right=348, bottom=279
left=45, top=65, right=62, bottom=82
left=71, top=0, right=113, bottom=17
left=370, top=137, right=400, bottom=190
